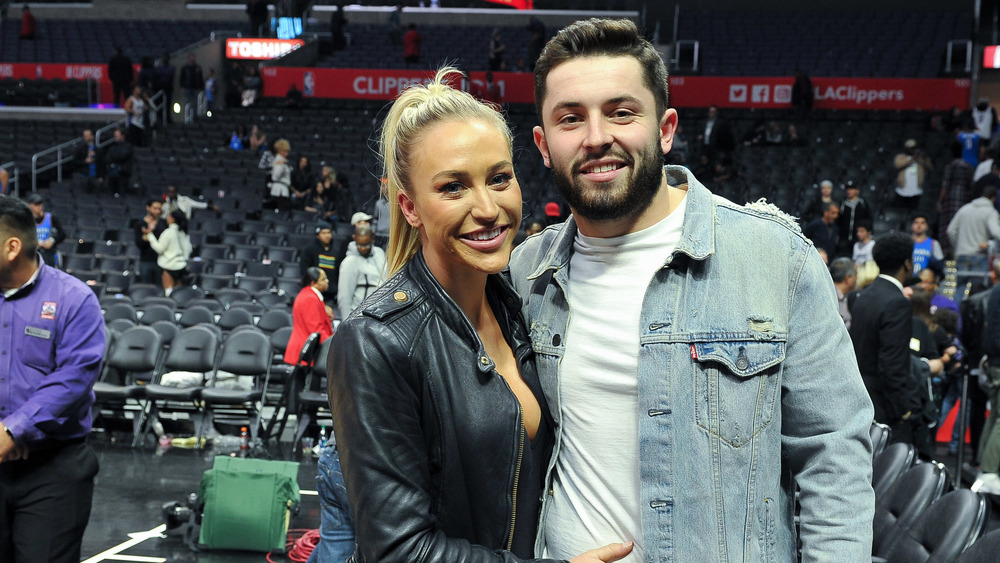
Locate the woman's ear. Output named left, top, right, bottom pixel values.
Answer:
left=398, top=190, right=422, bottom=229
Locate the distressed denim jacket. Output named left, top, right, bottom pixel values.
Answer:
left=509, top=166, right=875, bottom=562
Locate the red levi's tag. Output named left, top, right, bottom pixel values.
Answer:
left=690, top=344, right=697, bottom=360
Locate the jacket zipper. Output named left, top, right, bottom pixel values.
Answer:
left=507, top=410, right=525, bottom=552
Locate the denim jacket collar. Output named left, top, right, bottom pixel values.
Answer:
left=525, top=166, right=716, bottom=282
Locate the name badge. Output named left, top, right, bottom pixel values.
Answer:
left=25, top=326, right=52, bottom=340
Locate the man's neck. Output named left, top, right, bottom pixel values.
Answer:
left=913, top=233, right=928, bottom=242
left=1, top=257, right=39, bottom=293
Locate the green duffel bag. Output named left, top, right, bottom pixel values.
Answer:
left=197, top=456, right=300, bottom=553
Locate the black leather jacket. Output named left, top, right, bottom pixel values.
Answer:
left=329, top=252, right=562, bottom=562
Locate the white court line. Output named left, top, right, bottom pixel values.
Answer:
left=104, top=555, right=167, bottom=562
left=300, top=489, right=317, bottom=495
left=81, top=524, right=166, bottom=563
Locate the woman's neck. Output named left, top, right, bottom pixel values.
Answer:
left=424, top=254, right=491, bottom=329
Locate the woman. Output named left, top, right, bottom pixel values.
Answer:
left=268, top=138, right=292, bottom=209
left=285, top=267, right=334, bottom=365
left=145, top=209, right=192, bottom=296
left=303, top=180, right=336, bottom=221
left=329, top=68, right=629, bottom=562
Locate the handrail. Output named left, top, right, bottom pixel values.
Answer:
left=30, top=137, right=80, bottom=194
left=1, top=161, right=19, bottom=197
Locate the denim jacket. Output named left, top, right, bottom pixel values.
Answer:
left=509, top=166, right=875, bottom=562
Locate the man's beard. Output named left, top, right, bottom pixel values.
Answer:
left=551, top=140, right=664, bottom=223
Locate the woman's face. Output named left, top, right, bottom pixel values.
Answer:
left=166, top=213, right=176, bottom=225
left=313, top=271, right=329, bottom=292
left=315, top=181, right=325, bottom=194
left=400, top=119, right=521, bottom=283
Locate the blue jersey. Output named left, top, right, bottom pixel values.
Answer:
left=959, top=131, right=980, bottom=167
left=913, top=237, right=935, bottom=273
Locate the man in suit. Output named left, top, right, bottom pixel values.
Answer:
left=697, top=104, right=735, bottom=161
left=850, top=231, right=918, bottom=445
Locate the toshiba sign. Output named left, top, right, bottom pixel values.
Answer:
left=226, top=38, right=304, bottom=60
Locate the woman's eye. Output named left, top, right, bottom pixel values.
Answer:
left=440, top=182, right=464, bottom=193
left=490, top=173, right=512, bottom=186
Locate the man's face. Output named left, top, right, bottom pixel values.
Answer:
left=167, top=186, right=178, bottom=199
left=317, top=228, right=333, bottom=245
left=823, top=205, right=839, bottom=224
left=114, top=129, right=124, bottom=142
left=83, top=130, right=94, bottom=144
left=147, top=201, right=162, bottom=218
left=856, top=226, right=870, bottom=242
left=533, top=55, right=675, bottom=223
left=28, top=202, right=43, bottom=219
left=708, top=106, right=718, bottom=120
left=355, top=233, right=373, bottom=257
left=918, top=269, right=938, bottom=293
left=912, top=217, right=928, bottom=236
left=846, top=187, right=859, bottom=201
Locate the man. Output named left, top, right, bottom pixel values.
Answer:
left=18, top=5, right=36, bottom=40
left=336, top=225, right=386, bottom=317
left=911, top=214, right=943, bottom=274
left=697, top=104, right=735, bottom=162
left=300, top=221, right=337, bottom=302
left=153, top=53, right=175, bottom=122
left=179, top=54, right=204, bottom=124
left=916, top=261, right=959, bottom=316
left=107, top=46, right=133, bottom=107
left=510, top=18, right=874, bottom=561
left=402, top=23, right=421, bottom=66
left=946, top=184, right=1000, bottom=274
left=969, top=261, right=1000, bottom=494
left=134, top=198, right=166, bottom=285
left=802, top=201, right=839, bottom=258
left=850, top=233, right=919, bottom=446
left=894, top=138, right=932, bottom=210
left=838, top=180, right=871, bottom=255
left=102, top=127, right=134, bottom=195
left=163, top=185, right=216, bottom=219
left=25, top=194, right=65, bottom=270
left=0, top=195, right=104, bottom=563
left=371, top=192, right=390, bottom=250
left=829, top=256, right=856, bottom=328
left=972, top=96, right=997, bottom=147
left=852, top=221, right=875, bottom=265
left=73, top=129, right=101, bottom=191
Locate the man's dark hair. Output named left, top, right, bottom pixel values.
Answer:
left=301, top=266, right=324, bottom=287
left=829, top=257, right=855, bottom=284
left=856, top=220, right=873, bottom=232
left=872, top=231, right=913, bottom=275
left=533, top=18, right=668, bottom=124
left=951, top=139, right=964, bottom=159
left=913, top=213, right=929, bottom=224
left=921, top=259, right=944, bottom=282
left=982, top=184, right=998, bottom=200
left=145, top=197, right=161, bottom=207
left=0, top=195, right=38, bottom=254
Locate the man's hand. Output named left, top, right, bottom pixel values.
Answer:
left=570, top=542, right=634, bottom=563
left=39, top=238, right=54, bottom=250
left=0, top=425, right=27, bottom=463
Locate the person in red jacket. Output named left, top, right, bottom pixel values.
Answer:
left=403, top=23, right=421, bottom=66
left=19, top=6, right=37, bottom=39
left=285, top=267, right=334, bottom=364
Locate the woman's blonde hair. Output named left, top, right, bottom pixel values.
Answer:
left=855, top=260, right=880, bottom=290
left=273, top=138, right=290, bottom=153
left=379, top=66, right=513, bottom=276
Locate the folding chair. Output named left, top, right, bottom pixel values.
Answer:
left=265, top=332, right=319, bottom=442
left=197, top=328, right=273, bottom=447
left=92, top=326, right=163, bottom=446
left=293, top=337, right=333, bottom=448
left=141, top=325, right=222, bottom=444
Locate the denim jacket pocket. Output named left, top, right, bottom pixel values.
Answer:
left=691, top=340, right=784, bottom=448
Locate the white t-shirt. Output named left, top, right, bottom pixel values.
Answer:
left=543, top=196, right=687, bottom=562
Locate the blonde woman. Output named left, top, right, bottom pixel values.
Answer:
left=328, top=68, right=630, bottom=562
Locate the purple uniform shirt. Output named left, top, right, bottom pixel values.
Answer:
left=0, top=262, right=105, bottom=446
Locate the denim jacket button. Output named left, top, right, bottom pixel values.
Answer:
left=552, top=334, right=561, bottom=346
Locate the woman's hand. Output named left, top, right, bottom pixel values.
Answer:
left=569, top=541, right=634, bottom=563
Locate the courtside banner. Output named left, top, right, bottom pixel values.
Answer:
left=260, top=67, right=536, bottom=102
left=668, top=76, right=971, bottom=110
left=482, top=0, right=533, bottom=8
